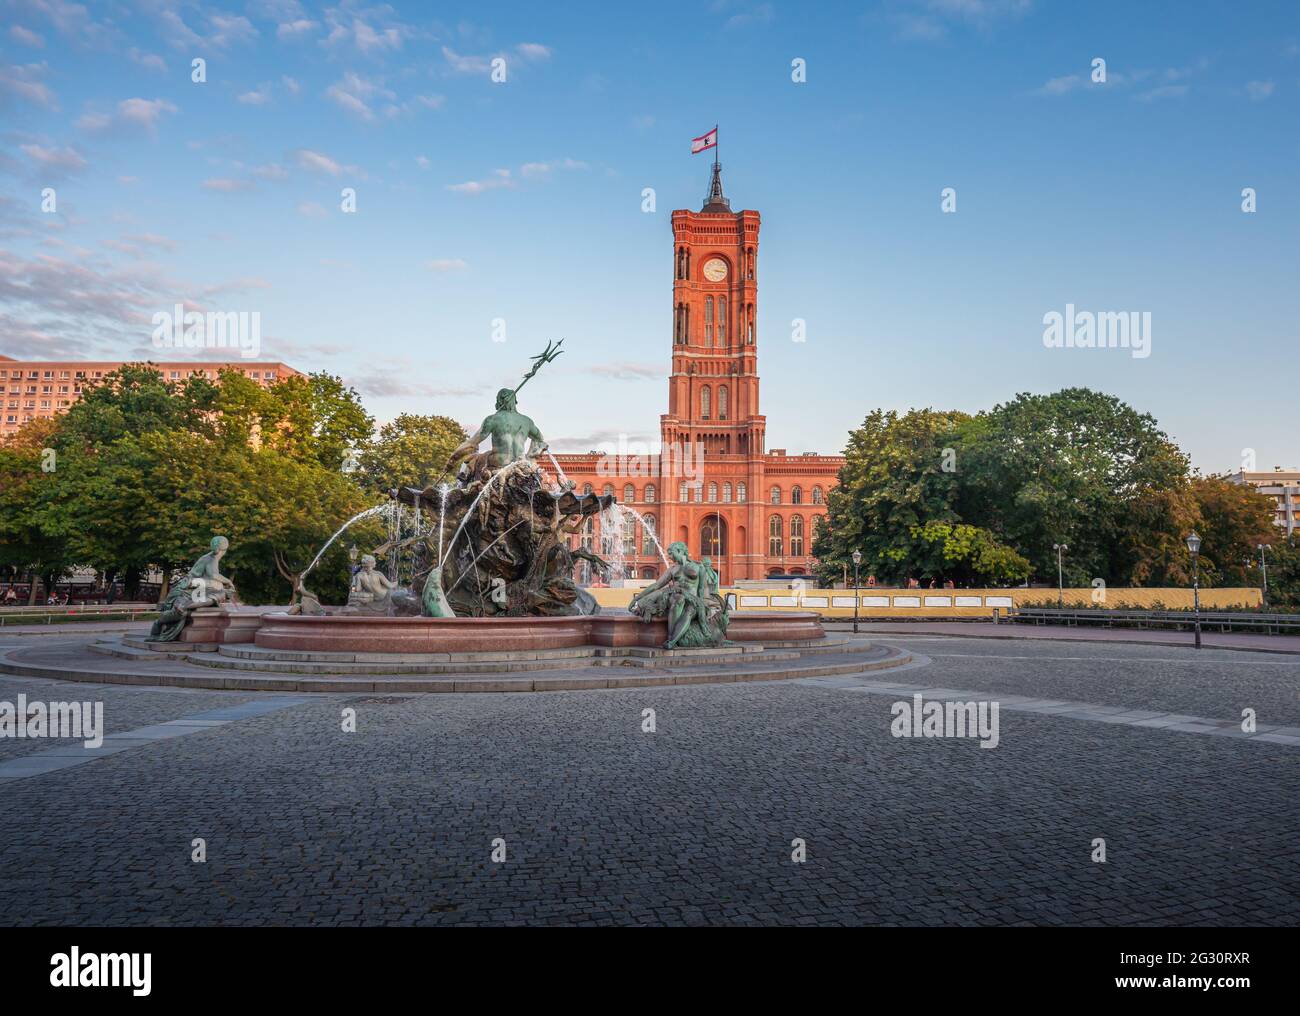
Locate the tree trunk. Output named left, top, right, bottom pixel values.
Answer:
left=27, top=572, right=39, bottom=606
left=158, top=571, right=171, bottom=602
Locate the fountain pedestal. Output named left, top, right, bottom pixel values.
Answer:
left=251, top=610, right=824, bottom=655
left=181, top=606, right=284, bottom=648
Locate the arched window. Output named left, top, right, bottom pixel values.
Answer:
left=679, top=481, right=688, bottom=502
left=791, top=485, right=802, bottom=505
left=701, top=517, right=726, bottom=558
left=641, top=514, right=657, bottom=556
left=768, top=515, right=783, bottom=557
left=708, top=482, right=718, bottom=503
left=718, top=297, right=727, bottom=344
left=701, top=386, right=711, bottom=419
left=722, top=482, right=732, bottom=503
left=581, top=516, right=594, bottom=550
left=693, top=483, right=703, bottom=503
left=718, top=385, right=728, bottom=420
left=623, top=483, right=635, bottom=503
left=582, top=483, right=593, bottom=495
left=602, top=484, right=614, bottom=497
left=645, top=484, right=656, bottom=503
left=812, top=486, right=824, bottom=505
left=705, top=296, right=713, bottom=346
left=790, top=515, right=804, bottom=556
left=770, top=486, right=781, bottom=504
left=737, top=482, right=747, bottom=503
left=622, top=519, right=636, bottom=555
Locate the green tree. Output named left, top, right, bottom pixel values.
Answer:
left=261, top=372, right=373, bottom=470
left=812, top=408, right=974, bottom=585
left=0, top=418, right=74, bottom=603
left=1188, top=474, right=1277, bottom=586
left=356, top=413, right=467, bottom=493
left=37, top=363, right=382, bottom=604
left=1260, top=535, right=1300, bottom=609
left=959, top=388, right=1190, bottom=586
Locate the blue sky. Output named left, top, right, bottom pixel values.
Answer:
left=1, top=0, right=1297, bottom=473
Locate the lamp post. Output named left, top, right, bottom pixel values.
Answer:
left=1258, top=543, right=1271, bottom=606
left=1186, top=531, right=1202, bottom=649
left=1052, top=543, right=1068, bottom=609
left=851, top=549, right=862, bottom=634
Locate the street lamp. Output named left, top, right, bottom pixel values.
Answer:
left=1258, top=543, right=1272, bottom=606
left=1052, top=543, right=1068, bottom=609
left=851, top=549, right=862, bottom=634
left=1186, top=531, right=1202, bottom=649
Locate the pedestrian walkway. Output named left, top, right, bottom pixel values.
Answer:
left=833, top=620, right=1300, bottom=655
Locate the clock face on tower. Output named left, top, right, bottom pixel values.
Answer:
left=702, top=258, right=728, bottom=283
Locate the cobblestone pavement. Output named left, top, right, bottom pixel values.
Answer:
left=0, top=636, right=1296, bottom=926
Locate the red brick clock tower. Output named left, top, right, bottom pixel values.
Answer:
left=552, top=164, right=842, bottom=584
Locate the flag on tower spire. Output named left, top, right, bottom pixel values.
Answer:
left=691, top=126, right=718, bottom=155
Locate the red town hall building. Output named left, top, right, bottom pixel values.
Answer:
left=552, top=166, right=843, bottom=584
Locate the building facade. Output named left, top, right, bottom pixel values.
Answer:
left=552, top=167, right=843, bottom=584
left=1229, top=468, right=1300, bottom=536
left=0, top=357, right=300, bottom=437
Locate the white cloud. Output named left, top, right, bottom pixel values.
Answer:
left=1038, top=74, right=1082, bottom=95
left=1246, top=80, right=1275, bottom=101
left=20, top=0, right=116, bottom=47
left=292, top=148, right=362, bottom=178
left=723, top=3, right=775, bottom=30
left=76, top=97, right=178, bottom=134
left=129, top=48, right=167, bottom=72
left=297, top=201, right=328, bottom=218
left=19, top=143, right=86, bottom=172
left=447, top=158, right=586, bottom=195
left=238, top=83, right=273, bottom=105
left=281, top=75, right=301, bottom=95
left=890, top=0, right=1034, bottom=42
left=325, top=71, right=394, bottom=120
left=1136, top=84, right=1188, bottom=102
left=426, top=258, right=468, bottom=272
left=446, top=168, right=514, bottom=194
left=586, top=362, right=660, bottom=381
left=201, top=177, right=254, bottom=192
left=442, top=46, right=489, bottom=74
left=9, top=26, right=45, bottom=48
left=277, top=19, right=319, bottom=40
left=0, top=62, right=57, bottom=109
left=156, top=8, right=258, bottom=50
left=516, top=42, right=551, bottom=61
left=322, top=6, right=413, bottom=55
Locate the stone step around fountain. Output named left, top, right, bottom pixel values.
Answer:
left=98, top=638, right=797, bottom=675
left=16, top=640, right=914, bottom=692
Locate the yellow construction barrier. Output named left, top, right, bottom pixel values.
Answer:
left=589, top=586, right=1262, bottom=618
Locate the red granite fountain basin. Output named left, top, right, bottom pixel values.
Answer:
left=254, top=611, right=824, bottom=655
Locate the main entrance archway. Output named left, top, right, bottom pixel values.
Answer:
left=701, top=517, right=728, bottom=583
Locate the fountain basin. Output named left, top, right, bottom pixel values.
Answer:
left=253, top=610, right=824, bottom=654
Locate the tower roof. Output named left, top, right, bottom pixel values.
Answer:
left=701, top=161, right=731, bottom=213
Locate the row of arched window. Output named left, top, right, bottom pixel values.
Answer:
left=673, top=301, right=757, bottom=346
left=769, top=485, right=824, bottom=505
left=768, top=515, right=806, bottom=557
left=581, top=483, right=658, bottom=503
left=575, top=481, right=826, bottom=508
left=677, top=481, right=748, bottom=503
left=576, top=513, right=660, bottom=557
